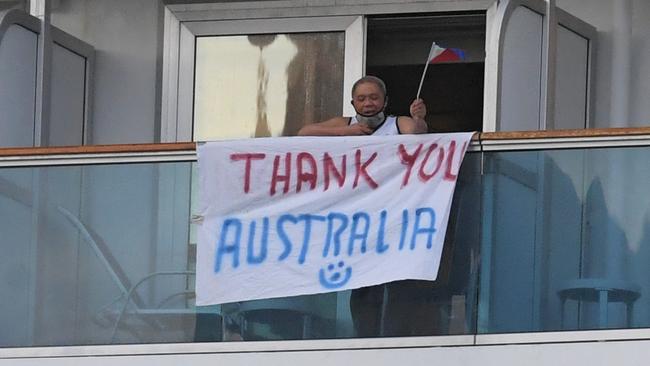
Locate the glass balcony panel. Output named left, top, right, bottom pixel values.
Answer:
left=6, top=139, right=650, bottom=347
left=480, top=146, right=650, bottom=333
left=0, top=151, right=480, bottom=346
left=0, top=168, right=35, bottom=346
left=0, top=162, right=195, bottom=346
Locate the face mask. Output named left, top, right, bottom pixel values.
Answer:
left=356, top=111, right=386, bottom=128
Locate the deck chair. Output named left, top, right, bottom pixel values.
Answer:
left=56, top=206, right=210, bottom=343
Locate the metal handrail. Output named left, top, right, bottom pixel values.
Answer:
left=1, top=127, right=650, bottom=159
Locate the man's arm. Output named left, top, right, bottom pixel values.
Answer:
left=298, top=117, right=374, bottom=136
left=397, top=99, right=428, bottom=134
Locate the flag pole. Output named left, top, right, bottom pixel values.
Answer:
left=416, top=62, right=430, bottom=100
left=416, top=42, right=436, bottom=100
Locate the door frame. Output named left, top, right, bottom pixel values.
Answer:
left=483, top=0, right=597, bottom=132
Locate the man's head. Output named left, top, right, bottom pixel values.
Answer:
left=351, top=76, right=387, bottom=117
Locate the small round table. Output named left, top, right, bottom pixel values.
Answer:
left=558, top=278, right=641, bottom=328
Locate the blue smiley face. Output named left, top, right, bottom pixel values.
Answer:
left=318, top=261, right=352, bottom=289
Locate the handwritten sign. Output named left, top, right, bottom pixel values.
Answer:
left=196, top=133, right=473, bottom=305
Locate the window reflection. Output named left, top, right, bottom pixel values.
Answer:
left=193, top=32, right=344, bottom=140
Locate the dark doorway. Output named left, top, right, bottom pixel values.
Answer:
left=366, top=13, right=486, bottom=132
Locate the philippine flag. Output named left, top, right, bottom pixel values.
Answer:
left=416, top=42, right=467, bottom=98
left=427, top=42, right=466, bottom=63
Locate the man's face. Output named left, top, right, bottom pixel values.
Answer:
left=352, top=82, right=386, bottom=116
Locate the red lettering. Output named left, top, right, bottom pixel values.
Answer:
left=398, top=143, right=423, bottom=188
left=444, top=140, right=467, bottom=181
left=419, top=143, right=444, bottom=182
left=296, top=152, right=317, bottom=192
left=323, top=153, right=346, bottom=191
left=230, top=153, right=266, bottom=193
left=270, top=153, right=291, bottom=195
left=353, top=149, right=378, bottom=189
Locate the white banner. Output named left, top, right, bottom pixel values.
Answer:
left=196, top=133, right=473, bottom=305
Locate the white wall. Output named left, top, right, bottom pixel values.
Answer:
left=39, top=0, right=650, bottom=142
left=46, top=0, right=495, bottom=144
left=557, top=0, right=650, bottom=127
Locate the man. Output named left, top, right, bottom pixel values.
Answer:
left=299, top=75, right=432, bottom=337
left=298, top=75, right=428, bottom=136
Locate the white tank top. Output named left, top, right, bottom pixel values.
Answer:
left=349, top=115, right=400, bottom=135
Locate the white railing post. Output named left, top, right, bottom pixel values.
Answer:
left=540, top=0, right=557, bottom=130
left=30, top=0, right=52, bottom=147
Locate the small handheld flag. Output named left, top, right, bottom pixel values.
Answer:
left=416, top=42, right=466, bottom=99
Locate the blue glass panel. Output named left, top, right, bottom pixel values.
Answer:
left=0, top=154, right=480, bottom=347
left=480, top=147, right=649, bottom=333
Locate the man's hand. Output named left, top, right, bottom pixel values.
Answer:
left=410, top=99, right=427, bottom=121
left=405, top=99, right=428, bottom=133
left=346, top=123, right=374, bottom=135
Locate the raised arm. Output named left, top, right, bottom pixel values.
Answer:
left=298, top=117, right=374, bottom=136
left=398, top=99, right=428, bottom=134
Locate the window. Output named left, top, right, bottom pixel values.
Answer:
left=366, top=13, right=486, bottom=133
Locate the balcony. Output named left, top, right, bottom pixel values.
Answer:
left=2, top=128, right=650, bottom=348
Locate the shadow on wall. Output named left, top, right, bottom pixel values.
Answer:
left=244, top=32, right=345, bottom=138
left=281, top=33, right=344, bottom=137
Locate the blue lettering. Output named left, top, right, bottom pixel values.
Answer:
left=323, top=212, right=348, bottom=257
left=216, top=206, right=438, bottom=272
left=348, top=212, right=370, bottom=255
left=276, top=214, right=296, bottom=261
left=376, top=210, right=390, bottom=253
left=215, top=218, right=242, bottom=273
left=399, top=209, right=409, bottom=250
left=297, top=214, right=326, bottom=264
left=246, top=218, right=268, bottom=265
left=410, top=207, right=436, bottom=249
